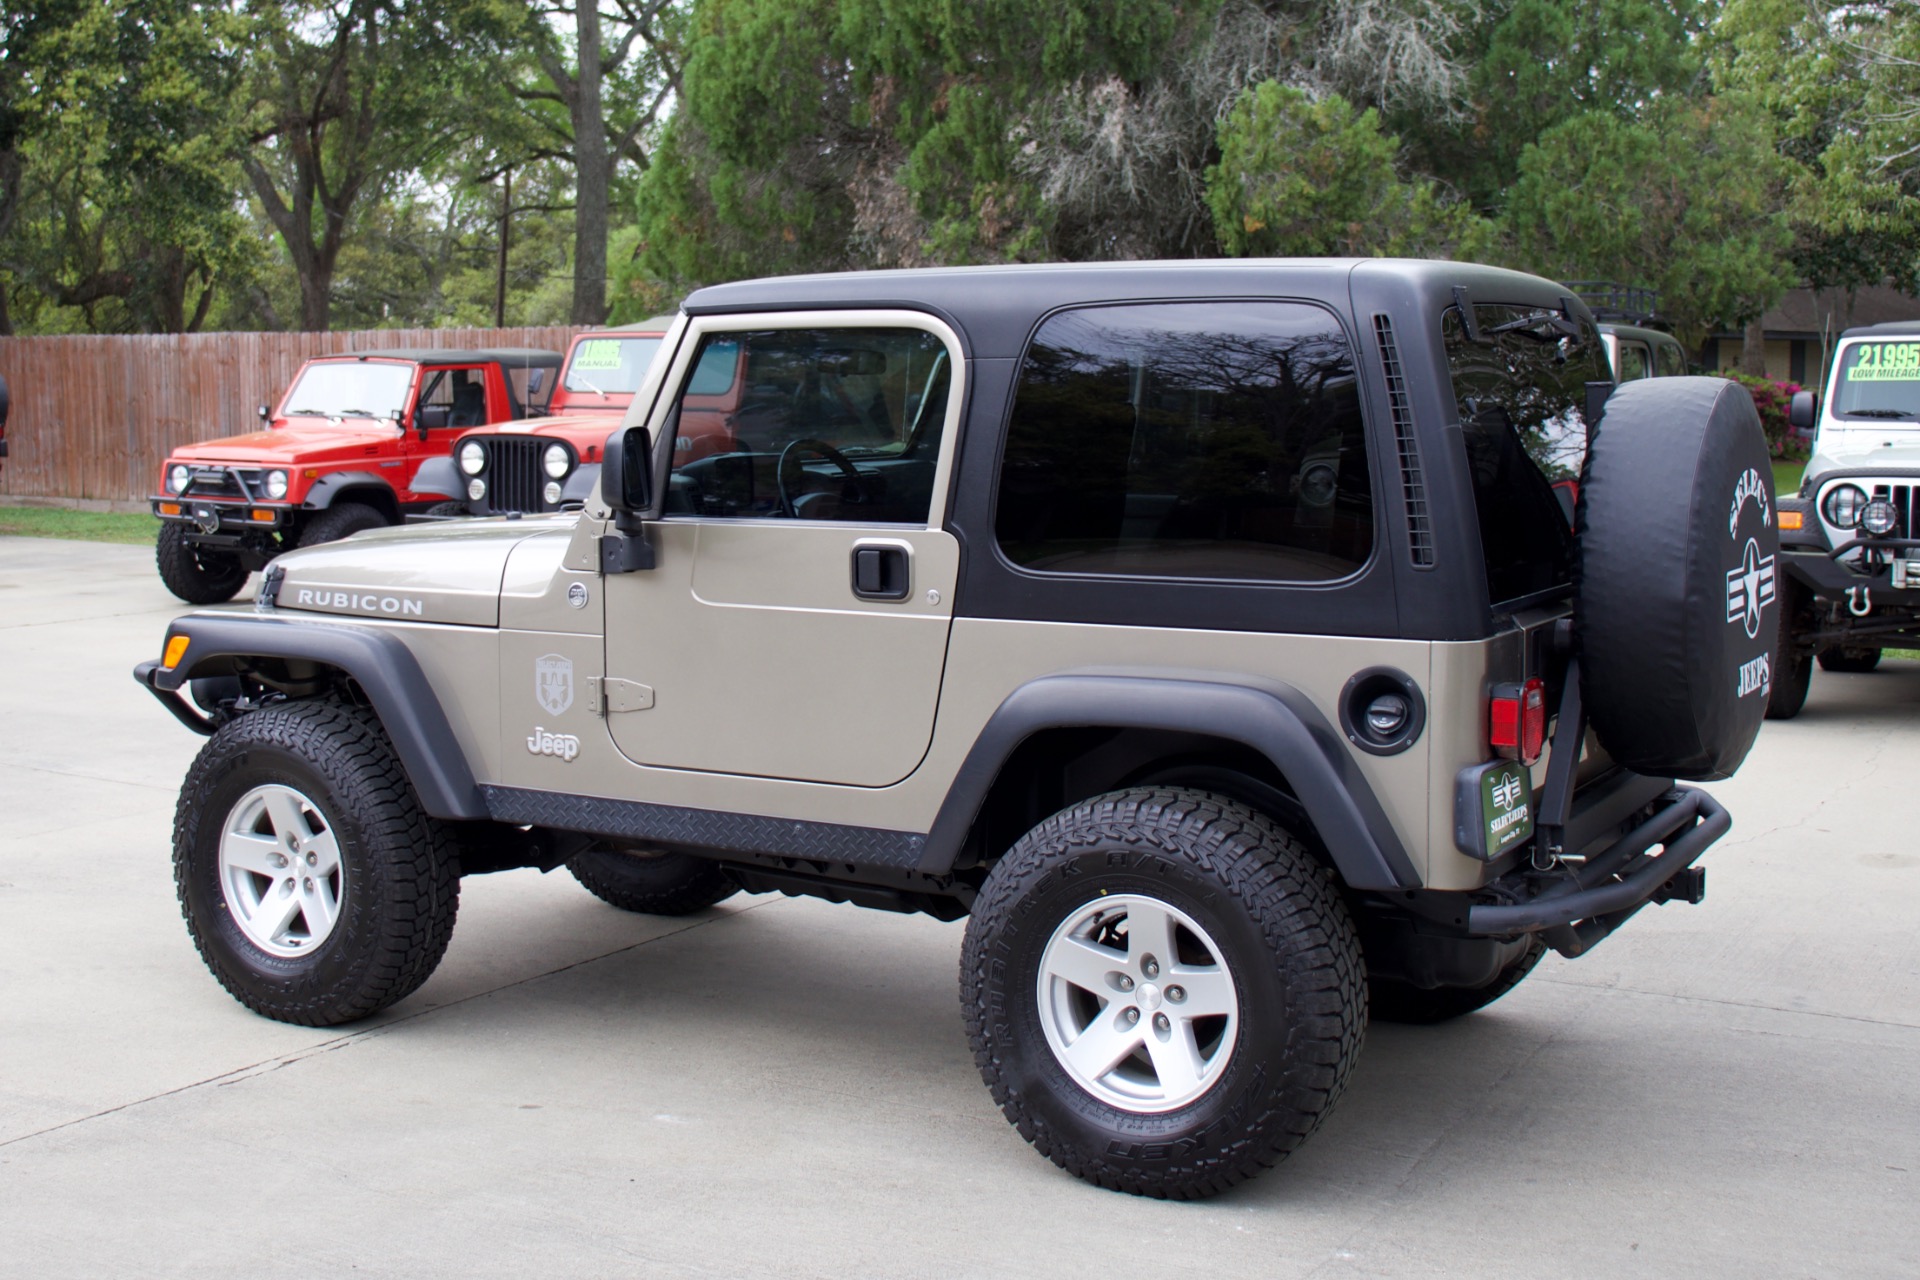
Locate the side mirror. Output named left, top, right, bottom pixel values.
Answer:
left=599, top=426, right=656, bottom=573
left=1789, top=390, right=1818, bottom=432
left=417, top=405, right=450, bottom=432
left=256, top=403, right=269, bottom=422
left=527, top=369, right=545, bottom=395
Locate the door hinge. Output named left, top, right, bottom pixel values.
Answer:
left=588, top=676, right=655, bottom=715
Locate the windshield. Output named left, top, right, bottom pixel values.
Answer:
left=279, top=362, right=413, bottom=422
left=563, top=335, right=663, bottom=395
left=1833, top=339, right=1920, bottom=422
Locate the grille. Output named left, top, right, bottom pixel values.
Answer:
left=482, top=438, right=547, bottom=513
left=1873, top=483, right=1913, bottom=539
left=1374, top=315, right=1434, bottom=567
left=184, top=466, right=264, bottom=499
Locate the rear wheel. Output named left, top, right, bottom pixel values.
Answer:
left=298, top=501, right=388, bottom=548
left=566, top=847, right=738, bottom=915
left=1818, top=646, right=1881, bottom=673
left=1370, top=938, right=1547, bottom=1024
left=961, top=788, right=1365, bottom=1199
left=156, top=522, right=248, bottom=604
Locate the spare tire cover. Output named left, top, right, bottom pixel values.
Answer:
left=1575, top=376, right=1777, bottom=781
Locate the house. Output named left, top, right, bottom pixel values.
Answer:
left=1704, top=285, right=1920, bottom=388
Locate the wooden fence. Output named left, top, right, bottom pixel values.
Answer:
left=0, top=326, right=588, bottom=503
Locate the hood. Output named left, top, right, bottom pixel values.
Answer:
left=271, top=514, right=576, bottom=627
left=459, top=411, right=621, bottom=456
left=171, top=421, right=404, bottom=466
left=1808, top=431, right=1920, bottom=484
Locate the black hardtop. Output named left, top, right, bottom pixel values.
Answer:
left=318, top=347, right=563, bottom=368
left=1839, top=320, right=1920, bottom=339
left=683, top=259, right=1591, bottom=360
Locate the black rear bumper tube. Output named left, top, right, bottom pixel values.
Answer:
left=1467, top=787, right=1729, bottom=935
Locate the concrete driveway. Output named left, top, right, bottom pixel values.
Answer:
left=2, top=535, right=1916, bottom=1277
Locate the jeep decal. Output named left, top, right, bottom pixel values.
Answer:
left=526, top=727, right=580, bottom=761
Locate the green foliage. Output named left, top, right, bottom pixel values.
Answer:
left=1722, top=369, right=1808, bottom=458
left=1206, top=82, right=1494, bottom=259
left=1502, top=95, right=1797, bottom=347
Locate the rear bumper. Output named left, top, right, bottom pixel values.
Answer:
left=1467, top=785, right=1729, bottom=957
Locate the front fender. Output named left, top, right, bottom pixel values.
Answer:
left=920, top=674, right=1420, bottom=890
left=411, top=456, right=461, bottom=499
left=133, top=614, right=485, bottom=820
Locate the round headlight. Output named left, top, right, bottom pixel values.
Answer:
left=543, top=444, right=571, bottom=479
left=1861, top=498, right=1899, bottom=537
left=459, top=440, right=487, bottom=476
left=264, top=469, right=289, bottom=500
left=168, top=464, right=191, bottom=494
left=543, top=480, right=564, bottom=505
left=467, top=477, right=487, bottom=502
left=1824, top=483, right=1869, bottom=529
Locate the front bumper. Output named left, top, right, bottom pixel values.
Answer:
left=151, top=496, right=290, bottom=535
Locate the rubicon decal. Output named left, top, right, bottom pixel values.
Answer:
left=1726, top=539, right=1777, bottom=638
left=293, top=588, right=424, bottom=617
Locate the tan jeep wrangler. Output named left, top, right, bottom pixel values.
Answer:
left=137, top=260, right=1776, bottom=1199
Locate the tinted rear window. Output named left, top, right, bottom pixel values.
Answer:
left=1444, top=305, right=1609, bottom=605
left=994, top=301, right=1372, bottom=582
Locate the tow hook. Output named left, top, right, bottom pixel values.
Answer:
left=1650, top=866, right=1707, bottom=906
left=1848, top=585, right=1873, bottom=616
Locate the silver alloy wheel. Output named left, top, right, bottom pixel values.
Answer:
left=1035, top=893, right=1239, bottom=1113
left=218, top=783, right=344, bottom=957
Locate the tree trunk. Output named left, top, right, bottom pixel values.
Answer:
left=1740, top=318, right=1769, bottom=378
left=570, top=3, right=609, bottom=326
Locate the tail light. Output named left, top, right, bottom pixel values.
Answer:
left=1490, top=678, right=1546, bottom=765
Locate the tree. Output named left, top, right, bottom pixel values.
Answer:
left=498, top=0, right=681, bottom=325
left=240, top=0, right=492, bottom=331
left=1206, top=81, right=1494, bottom=259
left=1501, top=94, right=1797, bottom=354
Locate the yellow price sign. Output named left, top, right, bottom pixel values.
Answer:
left=1850, top=342, right=1920, bottom=382
left=571, top=339, right=628, bottom=372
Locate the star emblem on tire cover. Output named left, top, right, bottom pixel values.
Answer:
left=1725, top=537, right=1776, bottom=639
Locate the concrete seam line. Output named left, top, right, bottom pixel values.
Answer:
left=1532, top=976, right=1920, bottom=1032
left=0, top=901, right=775, bottom=1152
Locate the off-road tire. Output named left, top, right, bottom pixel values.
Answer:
left=1369, top=938, right=1547, bottom=1025
left=1818, top=646, right=1881, bottom=673
left=156, top=522, right=248, bottom=604
left=961, top=787, right=1366, bottom=1200
left=298, top=501, right=388, bottom=548
left=424, top=500, right=469, bottom=519
left=173, top=700, right=460, bottom=1026
left=566, top=847, right=738, bottom=915
left=1767, top=575, right=1815, bottom=720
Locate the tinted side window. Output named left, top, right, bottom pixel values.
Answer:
left=994, top=302, right=1372, bottom=582
left=1657, top=340, right=1686, bottom=378
left=1445, top=305, right=1610, bottom=605
left=1618, top=342, right=1650, bottom=381
left=662, top=327, right=951, bottom=523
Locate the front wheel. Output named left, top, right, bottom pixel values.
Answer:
left=1767, top=576, right=1814, bottom=720
left=298, top=501, right=388, bottom=548
left=156, top=522, right=248, bottom=604
left=172, top=701, right=460, bottom=1025
left=1818, top=646, right=1881, bottom=673
left=960, top=788, right=1365, bottom=1199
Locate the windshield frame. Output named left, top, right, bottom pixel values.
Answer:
left=276, top=359, right=417, bottom=427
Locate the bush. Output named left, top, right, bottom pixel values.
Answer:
left=1724, top=371, right=1808, bottom=459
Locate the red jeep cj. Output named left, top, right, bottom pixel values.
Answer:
left=150, top=347, right=561, bottom=603
left=415, top=321, right=677, bottom=517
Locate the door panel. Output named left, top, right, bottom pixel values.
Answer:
left=603, top=521, right=958, bottom=786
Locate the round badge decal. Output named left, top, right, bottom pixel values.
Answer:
left=566, top=582, right=589, bottom=609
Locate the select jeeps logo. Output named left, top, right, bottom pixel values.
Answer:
left=295, top=588, right=425, bottom=617
left=526, top=727, right=580, bottom=761
left=1725, top=467, right=1777, bottom=641
left=535, top=653, right=574, bottom=715
left=1737, top=653, right=1771, bottom=699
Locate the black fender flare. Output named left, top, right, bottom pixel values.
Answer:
left=136, top=614, right=485, bottom=820
left=303, top=471, right=399, bottom=517
left=919, top=674, right=1420, bottom=890
left=561, top=462, right=601, bottom=505
left=410, top=456, right=462, bottom=499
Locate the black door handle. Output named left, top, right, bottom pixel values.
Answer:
left=852, top=544, right=910, bottom=601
